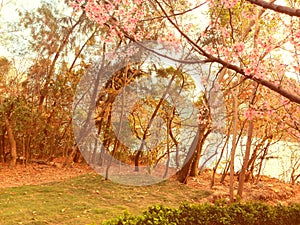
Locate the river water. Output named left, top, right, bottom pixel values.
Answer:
left=200, top=134, right=300, bottom=183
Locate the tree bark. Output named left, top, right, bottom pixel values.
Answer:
left=237, top=82, right=258, bottom=197
left=176, top=127, right=201, bottom=183
left=246, top=0, right=300, bottom=17
left=190, top=128, right=211, bottom=176
left=229, top=92, right=238, bottom=202
left=64, top=144, right=79, bottom=166
left=211, top=134, right=230, bottom=188
left=255, top=140, right=271, bottom=183
left=0, top=126, right=5, bottom=163
left=4, top=116, right=17, bottom=167
left=237, top=120, right=253, bottom=197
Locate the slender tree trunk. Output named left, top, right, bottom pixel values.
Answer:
left=246, top=135, right=271, bottom=182
left=230, top=92, right=238, bottom=202
left=105, top=138, right=120, bottom=180
left=135, top=72, right=177, bottom=171
left=0, top=126, right=5, bottom=163
left=237, top=121, right=253, bottom=197
left=4, top=116, right=17, bottom=167
left=255, top=140, right=271, bottom=183
left=64, top=144, right=79, bottom=166
left=211, top=134, right=230, bottom=188
left=21, top=136, right=26, bottom=166
left=291, top=173, right=300, bottom=185
left=220, top=162, right=230, bottom=184
left=163, top=116, right=170, bottom=178
left=91, top=138, right=98, bottom=164
left=176, top=127, right=201, bottom=183
left=237, top=82, right=258, bottom=197
left=169, top=108, right=180, bottom=169
left=190, top=128, right=210, bottom=176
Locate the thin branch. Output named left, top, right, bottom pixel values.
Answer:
left=140, top=1, right=207, bottom=22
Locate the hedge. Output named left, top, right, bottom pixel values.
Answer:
left=102, top=201, right=300, bottom=225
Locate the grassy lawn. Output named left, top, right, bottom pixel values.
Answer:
left=0, top=174, right=211, bottom=225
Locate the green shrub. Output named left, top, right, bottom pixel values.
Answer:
left=102, top=201, right=300, bottom=225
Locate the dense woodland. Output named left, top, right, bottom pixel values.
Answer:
left=0, top=0, right=300, bottom=201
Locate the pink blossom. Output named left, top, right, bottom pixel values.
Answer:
left=244, top=109, right=257, bottom=120
left=233, top=42, right=245, bottom=53
left=221, top=0, right=238, bottom=8
left=281, top=98, right=289, bottom=105
left=244, top=68, right=252, bottom=76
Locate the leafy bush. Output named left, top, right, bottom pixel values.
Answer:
left=102, top=201, right=300, bottom=225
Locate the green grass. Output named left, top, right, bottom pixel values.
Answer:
left=0, top=174, right=211, bottom=225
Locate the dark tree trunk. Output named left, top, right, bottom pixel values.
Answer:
left=5, top=116, right=17, bottom=167
left=176, top=154, right=194, bottom=184
left=176, top=127, right=201, bottom=183
left=0, top=126, right=5, bottom=163
left=190, top=128, right=211, bottom=177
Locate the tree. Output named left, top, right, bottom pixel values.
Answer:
left=91, top=62, right=203, bottom=181
left=69, top=0, right=300, bottom=190
left=70, top=0, right=300, bottom=104
left=0, top=1, right=119, bottom=165
left=0, top=57, right=23, bottom=167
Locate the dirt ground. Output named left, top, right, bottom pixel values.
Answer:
left=0, top=161, right=299, bottom=205
left=185, top=171, right=300, bottom=205
left=0, top=161, right=94, bottom=188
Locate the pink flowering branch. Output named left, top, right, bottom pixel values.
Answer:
left=153, top=0, right=300, bottom=105
left=246, top=0, right=300, bottom=17
left=70, top=0, right=300, bottom=104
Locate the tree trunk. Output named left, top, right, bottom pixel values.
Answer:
left=229, top=92, right=238, bottom=202
left=176, top=127, right=201, bottom=183
left=106, top=138, right=120, bottom=180
left=237, top=120, right=253, bottom=197
left=135, top=71, right=177, bottom=171
left=237, top=82, right=258, bottom=197
left=163, top=116, right=171, bottom=178
left=255, top=140, right=271, bottom=184
left=4, top=116, right=17, bottom=167
left=176, top=153, right=194, bottom=184
left=64, top=144, right=79, bottom=166
left=211, top=134, right=230, bottom=188
left=73, top=149, right=83, bottom=163
left=169, top=108, right=179, bottom=169
left=220, top=162, right=230, bottom=184
left=190, top=128, right=211, bottom=176
left=0, top=126, right=5, bottom=163
left=291, top=173, right=300, bottom=185
left=246, top=135, right=272, bottom=182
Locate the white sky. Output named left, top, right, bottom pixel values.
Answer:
left=0, top=0, right=296, bottom=81
left=1, top=0, right=40, bottom=21
left=0, top=0, right=41, bottom=57
left=0, top=0, right=73, bottom=58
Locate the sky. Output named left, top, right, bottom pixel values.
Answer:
left=0, top=0, right=209, bottom=62
left=0, top=0, right=41, bottom=57
left=0, top=0, right=296, bottom=80
left=0, top=0, right=74, bottom=58
left=0, top=0, right=43, bottom=25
